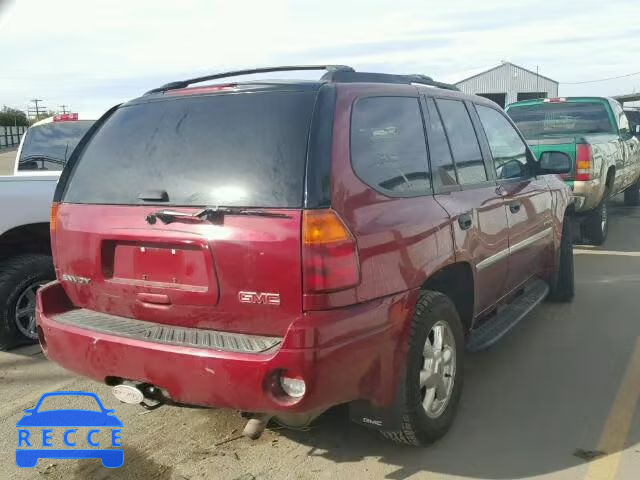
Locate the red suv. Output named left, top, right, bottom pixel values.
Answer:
left=37, top=66, right=574, bottom=446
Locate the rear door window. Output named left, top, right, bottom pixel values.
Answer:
left=476, top=105, right=531, bottom=179
left=350, top=97, right=430, bottom=196
left=63, top=91, right=316, bottom=207
left=435, top=99, right=488, bottom=185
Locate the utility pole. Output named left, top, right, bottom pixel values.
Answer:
left=59, top=104, right=69, bottom=114
left=30, top=99, right=43, bottom=118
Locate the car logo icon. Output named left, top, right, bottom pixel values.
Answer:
left=15, top=391, right=124, bottom=468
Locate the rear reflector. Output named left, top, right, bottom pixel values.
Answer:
left=302, top=210, right=360, bottom=293
left=575, top=144, right=592, bottom=181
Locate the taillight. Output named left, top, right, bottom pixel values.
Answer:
left=50, top=202, right=60, bottom=234
left=544, top=98, right=566, bottom=103
left=302, top=209, right=360, bottom=293
left=53, top=113, right=78, bottom=122
left=575, top=144, right=592, bottom=181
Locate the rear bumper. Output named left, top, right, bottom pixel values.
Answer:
left=37, top=281, right=416, bottom=414
left=571, top=178, right=605, bottom=213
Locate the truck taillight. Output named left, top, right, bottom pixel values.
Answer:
left=50, top=202, right=59, bottom=234
left=50, top=202, right=59, bottom=256
left=53, top=113, right=78, bottom=122
left=302, top=210, right=360, bottom=293
left=575, top=144, right=592, bottom=181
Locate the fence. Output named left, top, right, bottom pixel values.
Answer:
left=0, top=125, right=27, bottom=149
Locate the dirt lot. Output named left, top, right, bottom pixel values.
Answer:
left=1, top=198, right=639, bottom=480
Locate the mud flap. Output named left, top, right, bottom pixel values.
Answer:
left=348, top=399, right=404, bottom=430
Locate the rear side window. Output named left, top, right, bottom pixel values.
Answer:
left=476, top=105, right=531, bottom=179
left=610, top=101, right=630, bottom=134
left=435, top=99, right=488, bottom=185
left=424, top=99, right=457, bottom=188
left=18, top=121, right=94, bottom=172
left=507, top=102, right=614, bottom=138
left=351, top=97, right=430, bottom=196
left=63, top=92, right=316, bottom=207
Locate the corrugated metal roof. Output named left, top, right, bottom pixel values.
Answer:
left=455, top=62, right=558, bottom=85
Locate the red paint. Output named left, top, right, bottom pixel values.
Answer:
left=38, top=281, right=416, bottom=410
left=39, top=81, right=571, bottom=416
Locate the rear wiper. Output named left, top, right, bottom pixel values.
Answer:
left=146, top=207, right=291, bottom=225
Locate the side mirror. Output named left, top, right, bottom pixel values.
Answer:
left=538, top=151, right=572, bottom=175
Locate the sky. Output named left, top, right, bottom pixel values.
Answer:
left=1, top=0, right=639, bottom=117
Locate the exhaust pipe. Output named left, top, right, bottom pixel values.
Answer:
left=112, top=382, right=166, bottom=410
left=242, top=413, right=272, bottom=440
left=112, top=384, right=144, bottom=404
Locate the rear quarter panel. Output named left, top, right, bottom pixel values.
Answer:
left=326, top=84, right=459, bottom=406
left=584, top=134, right=625, bottom=194
left=0, top=176, right=57, bottom=236
left=329, top=84, right=457, bottom=303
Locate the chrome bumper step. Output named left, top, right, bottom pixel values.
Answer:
left=52, top=309, right=282, bottom=354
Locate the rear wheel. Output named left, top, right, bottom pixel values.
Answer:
left=624, top=180, right=640, bottom=206
left=548, top=218, right=574, bottom=302
left=582, top=188, right=609, bottom=245
left=380, top=291, right=464, bottom=446
left=0, top=255, right=54, bottom=350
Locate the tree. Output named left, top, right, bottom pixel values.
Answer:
left=0, top=106, right=29, bottom=126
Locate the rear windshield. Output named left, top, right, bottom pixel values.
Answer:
left=507, top=102, right=614, bottom=139
left=18, top=120, right=94, bottom=172
left=63, top=91, right=316, bottom=207
left=626, top=110, right=640, bottom=128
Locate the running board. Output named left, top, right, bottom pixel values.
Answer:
left=466, top=279, right=549, bottom=352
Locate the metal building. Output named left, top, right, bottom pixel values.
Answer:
left=455, top=62, right=558, bottom=108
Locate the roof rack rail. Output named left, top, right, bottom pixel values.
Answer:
left=145, top=65, right=355, bottom=94
left=320, top=70, right=459, bottom=91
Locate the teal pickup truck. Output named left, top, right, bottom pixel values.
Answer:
left=506, top=97, right=640, bottom=244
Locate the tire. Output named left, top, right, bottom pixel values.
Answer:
left=0, top=254, right=54, bottom=350
left=582, top=188, right=609, bottom=245
left=380, top=290, right=464, bottom=446
left=624, top=180, right=640, bottom=206
left=548, top=218, right=574, bottom=302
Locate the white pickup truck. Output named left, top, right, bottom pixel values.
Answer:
left=0, top=115, right=94, bottom=349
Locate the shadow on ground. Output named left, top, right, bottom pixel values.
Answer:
left=70, top=446, right=173, bottom=480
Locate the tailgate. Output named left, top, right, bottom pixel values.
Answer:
left=54, top=204, right=302, bottom=337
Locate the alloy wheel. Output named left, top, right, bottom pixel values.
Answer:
left=419, top=320, right=457, bottom=419
left=14, top=281, right=44, bottom=340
